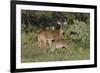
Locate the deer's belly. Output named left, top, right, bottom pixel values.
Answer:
left=55, top=44, right=64, bottom=48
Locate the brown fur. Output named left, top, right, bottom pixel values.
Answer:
left=37, top=28, right=64, bottom=47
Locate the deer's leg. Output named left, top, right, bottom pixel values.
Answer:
left=38, top=37, right=42, bottom=48
left=43, top=40, right=47, bottom=47
left=48, top=39, right=52, bottom=47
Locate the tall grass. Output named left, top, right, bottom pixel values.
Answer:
left=21, top=26, right=90, bottom=63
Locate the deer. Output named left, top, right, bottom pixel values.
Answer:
left=37, top=19, right=67, bottom=48
left=50, top=40, right=68, bottom=51
left=37, top=27, right=64, bottom=47
left=49, top=40, right=72, bottom=54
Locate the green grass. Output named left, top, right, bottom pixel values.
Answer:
left=21, top=30, right=90, bottom=63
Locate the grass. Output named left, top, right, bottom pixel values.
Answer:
left=21, top=30, right=90, bottom=63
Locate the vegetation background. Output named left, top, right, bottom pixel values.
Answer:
left=21, top=10, right=90, bottom=63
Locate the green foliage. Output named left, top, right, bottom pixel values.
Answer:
left=21, top=31, right=90, bottom=62
left=63, top=13, right=76, bottom=24
left=21, top=10, right=90, bottom=62
left=64, top=20, right=90, bottom=49
left=35, top=11, right=53, bottom=18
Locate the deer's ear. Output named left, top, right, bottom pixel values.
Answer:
left=51, top=26, right=55, bottom=30
left=57, top=21, right=62, bottom=25
left=63, top=21, right=67, bottom=25
left=46, top=27, right=49, bottom=30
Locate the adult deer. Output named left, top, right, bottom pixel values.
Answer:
left=37, top=20, right=67, bottom=48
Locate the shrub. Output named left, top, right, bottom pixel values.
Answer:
left=64, top=20, right=90, bottom=49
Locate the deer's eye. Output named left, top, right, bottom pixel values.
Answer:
left=63, top=32, right=65, bottom=35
